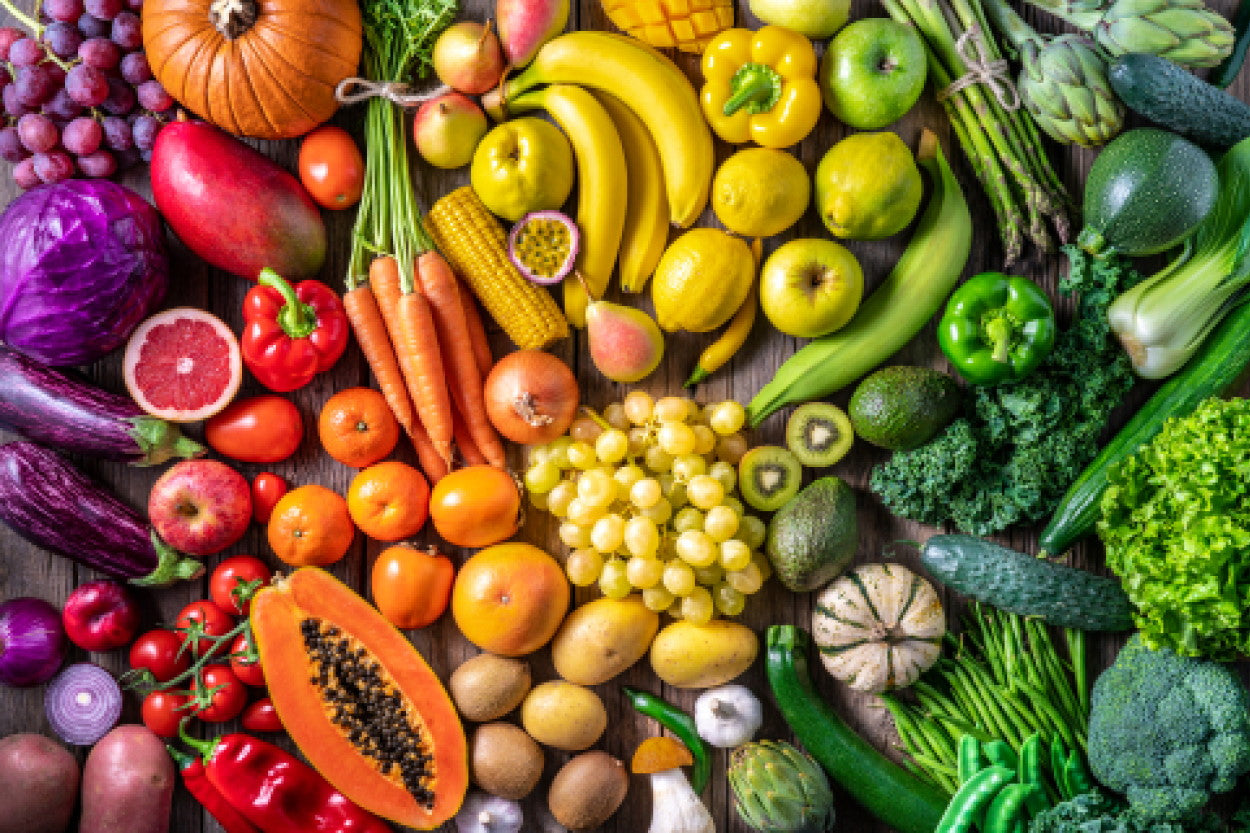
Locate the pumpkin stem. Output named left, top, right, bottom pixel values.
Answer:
left=210, top=0, right=258, bottom=39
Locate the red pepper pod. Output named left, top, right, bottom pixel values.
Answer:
left=242, top=268, right=349, bottom=393
left=180, top=726, right=390, bottom=833
left=169, top=744, right=262, bottom=833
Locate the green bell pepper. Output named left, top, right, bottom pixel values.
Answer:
left=938, top=272, right=1056, bottom=385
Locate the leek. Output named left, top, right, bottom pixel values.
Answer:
left=1109, top=135, right=1250, bottom=378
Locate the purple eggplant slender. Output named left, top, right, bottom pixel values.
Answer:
left=0, top=442, right=203, bottom=587
left=0, top=348, right=204, bottom=465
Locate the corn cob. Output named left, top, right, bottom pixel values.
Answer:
left=426, top=187, right=569, bottom=350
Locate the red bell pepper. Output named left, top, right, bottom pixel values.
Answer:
left=242, top=268, right=348, bottom=393
left=178, top=724, right=390, bottom=833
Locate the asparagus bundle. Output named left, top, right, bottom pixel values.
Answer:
left=883, top=0, right=1072, bottom=263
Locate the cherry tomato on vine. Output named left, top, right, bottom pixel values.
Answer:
left=298, top=125, right=364, bottom=210
left=192, top=664, right=248, bottom=723
left=142, top=690, right=190, bottom=738
left=241, top=697, right=284, bottom=734
left=175, top=600, right=235, bottom=659
left=229, top=630, right=265, bottom=688
left=129, top=629, right=191, bottom=683
left=210, top=555, right=272, bottom=616
left=252, top=473, right=288, bottom=525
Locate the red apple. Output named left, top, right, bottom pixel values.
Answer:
left=62, top=580, right=141, bottom=652
left=149, top=460, right=252, bottom=556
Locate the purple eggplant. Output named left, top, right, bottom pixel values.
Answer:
left=0, top=442, right=202, bottom=587
left=0, top=348, right=204, bottom=465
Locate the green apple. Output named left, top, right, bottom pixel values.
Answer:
left=760, top=239, right=865, bottom=339
left=748, top=0, right=850, bottom=38
left=470, top=117, right=575, bottom=222
left=819, top=18, right=927, bottom=130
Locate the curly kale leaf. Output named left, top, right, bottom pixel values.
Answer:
left=1029, top=791, right=1229, bottom=833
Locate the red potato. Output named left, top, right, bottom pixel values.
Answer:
left=79, top=725, right=174, bottom=833
left=0, top=733, right=79, bottom=833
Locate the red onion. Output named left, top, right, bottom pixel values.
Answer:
left=45, top=663, right=122, bottom=745
left=0, top=597, right=67, bottom=686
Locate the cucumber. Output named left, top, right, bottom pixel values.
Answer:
left=919, top=535, right=1133, bottom=632
left=1077, top=128, right=1217, bottom=258
left=765, top=626, right=947, bottom=833
left=1109, top=53, right=1250, bottom=149
left=1040, top=295, right=1250, bottom=556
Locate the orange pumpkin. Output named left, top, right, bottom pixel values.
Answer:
left=451, top=543, right=569, bottom=657
left=142, top=0, right=362, bottom=140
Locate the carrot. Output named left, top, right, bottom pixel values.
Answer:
left=369, top=255, right=406, bottom=341
left=342, top=285, right=417, bottom=436
left=417, top=251, right=506, bottom=468
left=409, top=415, right=449, bottom=483
left=458, top=276, right=494, bottom=379
left=452, top=406, right=489, bottom=467
left=393, top=285, right=454, bottom=466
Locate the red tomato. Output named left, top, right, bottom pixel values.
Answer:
left=298, top=125, right=364, bottom=210
left=129, top=629, right=191, bottom=683
left=142, top=690, right=190, bottom=738
left=209, top=555, right=272, bottom=616
left=229, top=630, right=265, bottom=688
left=174, top=600, right=235, bottom=659
left=252, top=473, right=288, bottom=525
left=204, top=396, right=303, bottom=464
left=192, top=664, right=248, bottom=723
left=241, top=697, right=284, bottom=734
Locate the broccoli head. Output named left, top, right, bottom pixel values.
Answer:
left=1087, top=635, right=1250, bottom=822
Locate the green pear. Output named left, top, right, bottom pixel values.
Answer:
left=748, top=0, right=850, bottom=38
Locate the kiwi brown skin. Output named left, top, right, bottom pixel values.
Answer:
left=786, top=402, right=855, bottom=467
left=548, top=751, right=629, bottom=830
left=449, top=653, right=532, bottom=722
left=469, top=722, right=544, bottom=800
left=738, top=445, right=803, bottom=512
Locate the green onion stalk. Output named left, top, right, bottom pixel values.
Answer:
left=881, top=0, right=1071, bottom=264
left=880, top=605, right=1091, bottom=797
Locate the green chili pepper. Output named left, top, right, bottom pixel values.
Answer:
left=936, top=765, right=1015, bottom=833
left=983, top=740, right=1019, bottom=772
left=938, top=272, right=1057, bottom=385
left=622, top=686, right=710, bottom=793
left=984, top=783, right=1035, bottom=833
left=958, top=734, right=984, bottom=784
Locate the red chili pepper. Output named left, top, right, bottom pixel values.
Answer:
left=242, top=268, right=349, bottom=393
left=179, top=724, right=389, bottom=833
left=169, top=744, right=262, bottom=833
left=241, top=697, right=284, bottom=734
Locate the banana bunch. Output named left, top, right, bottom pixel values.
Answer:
left=484, top=31, right=714, bottom=327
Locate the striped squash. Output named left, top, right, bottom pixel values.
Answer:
left=812, top=563, right=945, bottom=694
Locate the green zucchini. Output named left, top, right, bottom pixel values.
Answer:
left=766, top=625, right=948, bottom=833
left=1109, top=54, right=1250, bottom=149
left=1077, top=128, right=1217, bottom=258
left=919, top=535, right=1133, bottom=632
left=1039, top=295, right=1250, bottom=556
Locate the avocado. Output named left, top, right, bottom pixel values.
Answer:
left=767, top=476, right=857, bottom=592
left=848, top=366, right=961, bottom=451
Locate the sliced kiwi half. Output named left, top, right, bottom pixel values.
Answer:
left=738, top=445, right=802, bottom=512
left=786, top=402, right=854, bottom=468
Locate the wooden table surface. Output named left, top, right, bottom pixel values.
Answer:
left=3, top=0, right=1249, bottom=830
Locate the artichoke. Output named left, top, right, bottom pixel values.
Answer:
left=728, top=740, right=835, bottom=833
left=1025, top=0, right=1234, bottom=68
left=1019, top=35, right=1125, bottom=146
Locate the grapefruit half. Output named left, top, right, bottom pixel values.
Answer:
left=124, top=307, right=242, bottom=422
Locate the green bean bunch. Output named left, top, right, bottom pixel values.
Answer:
left=881, top=605, right=1090, bottom=795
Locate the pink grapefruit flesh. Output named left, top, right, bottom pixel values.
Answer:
left=124, top=308, right=242, bottom=422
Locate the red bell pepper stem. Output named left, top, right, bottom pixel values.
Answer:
left=258, top=268, right=317, bottom=339
left=169, top=743, right=262, bottom=833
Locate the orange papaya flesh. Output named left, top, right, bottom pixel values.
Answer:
left=251, top=567, right=467, bottom=829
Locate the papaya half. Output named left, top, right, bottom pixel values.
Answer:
left=251, top=567, right=467, bottom=829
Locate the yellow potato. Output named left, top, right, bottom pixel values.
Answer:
left=521, top=681, right=607, bottom=751
left=649, top=620, right=759, bottom=689
left=551, top=595, right=660, bottom=686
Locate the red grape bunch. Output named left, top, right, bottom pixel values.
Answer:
left=0, top=0, right=175, bottom=188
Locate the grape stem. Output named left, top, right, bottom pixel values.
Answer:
left=0, top=0, right=42, bottom=38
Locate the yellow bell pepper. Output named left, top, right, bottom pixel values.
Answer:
left=700, top=26, right=823, bottom=149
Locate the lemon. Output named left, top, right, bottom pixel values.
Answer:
left=711, top=148, right=812, bottom=238
left=652, top=229, right=755, bottom=333
left=815, top=132, right=923, bottom=240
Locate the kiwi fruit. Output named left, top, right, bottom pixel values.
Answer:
left=449, top=653, right=531, bottom=722
left=738, top=445, right=803, bottom=512
left=469, top=722, right=544, bottom=800
left=548, top=751, right=629, bottom=830
left=786, top=403, right=855, bottom=467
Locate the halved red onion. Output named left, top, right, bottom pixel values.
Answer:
left=45, top=663, right=122, bottom=745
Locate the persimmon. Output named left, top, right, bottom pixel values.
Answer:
left=319, top=387, right=400, bottom=468
left=347, top=462, right=430, bottom=542
left=371, top=545, right=454, bottom=630
left=429, top=465, right=520, bottom=548
left=267, top=485, right=354, bottom=567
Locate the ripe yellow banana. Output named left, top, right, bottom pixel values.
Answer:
left=592, top=91, right=670, bottom=294
left=500, top=31, right=713, bottom=228
left=510, top=84, right=627, bottom=329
